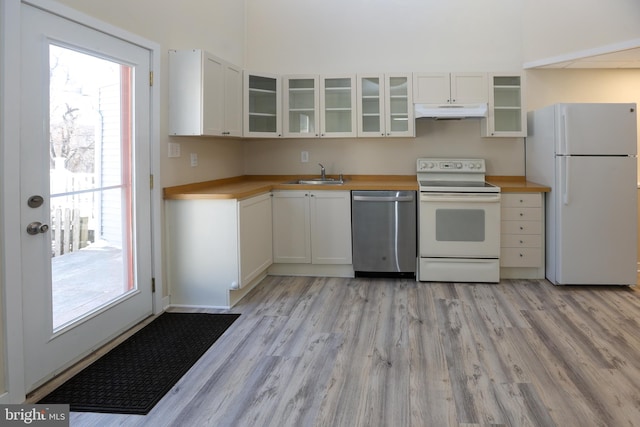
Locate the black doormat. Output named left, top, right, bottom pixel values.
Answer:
left=38, top=312, right=240, bottom=415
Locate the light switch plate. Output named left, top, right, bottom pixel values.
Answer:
left=190, top=153, right=198, bottom=167
left=301, top=151, right=309, bottom=163
left=168, top=142, right=181, bottom=158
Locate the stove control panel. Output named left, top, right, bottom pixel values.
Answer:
left=417, top=158, right=485, bottom=173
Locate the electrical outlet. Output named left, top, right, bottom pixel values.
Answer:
left=190, top=153, right=198, bottom=167
left=301, top=151, right=309, bottom=163
left=168, top=142, right=181, bottom=158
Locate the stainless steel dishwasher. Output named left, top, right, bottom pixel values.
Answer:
left=351, top=190, right=416, bottom=277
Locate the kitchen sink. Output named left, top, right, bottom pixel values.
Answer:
left=288, top=178, right=346, bottom=185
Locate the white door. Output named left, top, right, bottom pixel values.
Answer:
left=21, top=4, right=153, bottom=391
left=554, top=155, right=637, bottom=285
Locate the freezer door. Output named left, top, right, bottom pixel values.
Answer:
left=553, top=155, right=637, bottom=285
left=557, top=103, right=637, bottom=155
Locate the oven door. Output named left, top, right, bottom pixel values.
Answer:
left=419, top=192, right=500, bottom=258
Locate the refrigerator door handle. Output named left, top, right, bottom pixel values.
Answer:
left=561, top=112, right=569, bottom=155
left=561, top=156, right=570, bottom=205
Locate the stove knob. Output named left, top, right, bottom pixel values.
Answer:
left=456, top=162, right=463, bottom=169
left=468, top=163, right=475, bottom=170
left=475, top=162, right=482, bottom=169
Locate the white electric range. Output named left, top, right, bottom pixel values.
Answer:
left=417, top=158, right=501, bottom=283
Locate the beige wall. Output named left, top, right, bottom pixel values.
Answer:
left=245, top=0, right=524, bottom=73
left=522, top=0, right=640, bottom=63
left=244, top=123, right=523, bottom=176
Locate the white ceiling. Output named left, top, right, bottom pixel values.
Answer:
left=536, top=47, right=640, bottom=69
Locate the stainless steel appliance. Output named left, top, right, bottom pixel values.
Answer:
left=526, top=103, right=637, bottom=286
left=351, top=190, right=416, bottom=277
left=417, top=158, right=501, bottom=282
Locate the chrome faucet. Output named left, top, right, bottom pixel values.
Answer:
left=318, top=163, right=326, bottom=180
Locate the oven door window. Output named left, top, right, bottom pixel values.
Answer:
left=419, top=194, right=500, bottom=258
left=436, top=209, right=485, bottom=242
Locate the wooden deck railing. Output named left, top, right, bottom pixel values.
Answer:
left=50, top=207, right=91, bottom=257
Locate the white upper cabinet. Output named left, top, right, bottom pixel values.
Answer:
left=413, top=72, right=487, bottom=105
left=482, top=73, right=526, bottom=137
left=244, top=72, right=282, bottom=137
left=320, top=74, right=357, bottom=138
left=357, top=74, right=414, bottom=137
left=169, top=49, right=242, bottom=137
left=283, top=75, right=320, bottom=138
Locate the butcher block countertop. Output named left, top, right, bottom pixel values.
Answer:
left=163, top=175, right=550, bottom=200
left=486, top=176, right=551, bottom=193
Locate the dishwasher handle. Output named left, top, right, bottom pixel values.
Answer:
left=352, top=194, right=414, bottom=202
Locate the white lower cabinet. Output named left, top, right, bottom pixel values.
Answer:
left=166, top=193, right=273, bottom=308
left=272, top=190, right=352, bottom=265
left=500, top=192, right=545, bottom=278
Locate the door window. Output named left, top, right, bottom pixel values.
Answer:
left=49, top=45, right=135, bottom=331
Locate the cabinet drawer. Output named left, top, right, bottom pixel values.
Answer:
left=501, top=220, right=542, bottom=235
left=501, top=247, right=542, bottom=267
left=501, top=234, right=542, bottom=248
left=501, top=207, right=541, bottom=221
left=502, top=193, right=541, bottom=208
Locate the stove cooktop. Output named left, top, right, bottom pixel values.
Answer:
left=416, top=158, right=500, bottom=193
left=418, top=180, right=500, bottom=193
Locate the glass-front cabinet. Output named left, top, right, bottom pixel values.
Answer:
left=385, top=74, right=413, bottom=137
left=357, top=74, right=414, bottom=137
left=483, top=73, right=526, bottom=137
left=320, top=75, right=357, bottom=138
left=357, top=75, right=384, bottom=136
left=283, top=76, right=320, bottom=138
left=244, top=72, right=282, bottom=137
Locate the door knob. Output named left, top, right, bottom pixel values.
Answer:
left=26, top=221, right=49, bottom=235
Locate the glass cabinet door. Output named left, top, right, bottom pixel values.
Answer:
left=283, top=76, right=319, bottom=137
left=385, top=75, right=413, bottom=136
left=320, top=75, right=356, bottom=137
left=244, top=72, right=281, bottom=137
left=358, top=75, right=384, bottom=137
left=484, top=74, right=526, bottom=137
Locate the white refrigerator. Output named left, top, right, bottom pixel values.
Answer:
left=526, top=103, right=638, bottom=286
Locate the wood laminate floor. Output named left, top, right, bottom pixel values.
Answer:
left=30, top=277, right=640, bottom=426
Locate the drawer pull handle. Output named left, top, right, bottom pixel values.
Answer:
left=519, top=253, right=524, bottom=257
left=520, top=226, right=524, bottom=230
left=520, top=213, right=524, bottom=216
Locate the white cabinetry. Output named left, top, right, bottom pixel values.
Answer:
left=239, top=194, right=274, bottom=284
left=500, top=193, right=544, bottom=278
left=283, top=75, right=320, bottom=138
left=282, top=74, right=359, bottom=138
left=166, top=193, right=272, bottom=308
left=169, top=49, right=242, bottom=137
left=413, top=72, right=487, bottom=105
left=320, top=75, right=357, bottom=138
left=483, top=73, right=526, bottom=137
left=357, top=74, right=414, bottom=137
left=244, top=72, right=282, bottom=137
left=272, top=190, right=352, bottom=265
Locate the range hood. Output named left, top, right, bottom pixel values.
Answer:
left=414, top=103, right=488, bottom=119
